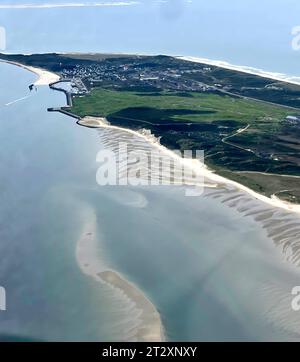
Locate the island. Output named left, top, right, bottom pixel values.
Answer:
left=2, top=52, right=300, bottom=204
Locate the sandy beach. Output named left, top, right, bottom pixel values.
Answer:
left=93, top=121, right=300, bottom=269
left=177, top=56, right=300, bottom=86
left=5, top=52, right=292, bottom=215
left=0, top=59, right=60, bottom=86
left=74, top=53, right=300, bottom=214
left=77, top=116, right=110, bottom=128
left=78, top=114, right=300, bottom=215
left=2, top=58, right=300, bottom=341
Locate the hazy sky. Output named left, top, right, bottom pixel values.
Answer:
left=0, top=0, right=300, bottom=75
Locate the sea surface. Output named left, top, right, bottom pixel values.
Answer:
left=1, top=0, right=300, bottom=77
left=1, top=63, right=300, bottom=341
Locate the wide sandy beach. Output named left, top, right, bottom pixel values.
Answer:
left=0, top=59, right=60, bottom=85
left=5, top=56, right=300, bottom=218
left=79, top=115, right=300, bottom=215
left=2, top=58, right=300, bottom=340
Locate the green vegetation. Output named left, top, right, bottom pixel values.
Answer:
left=71, top=89, right=293, bottom=124
left=217, top=170, right=300, bottom=204
left=2, top=52, right=300, bottom=203
left=70, top=88, right=300, bottom=204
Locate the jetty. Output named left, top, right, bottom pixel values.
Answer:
left=47, top=79, right=86, bottom=120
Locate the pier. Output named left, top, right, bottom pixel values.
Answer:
left=47, top=80, right=83, bottom=120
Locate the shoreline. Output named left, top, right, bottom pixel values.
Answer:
left=3, top=56, right=300, bottom=213
left=2, top=57, right=300, bottom=340
left=0, top=59, right=60, bottom=86
left=3, top=51, right=300, bottom=85
left=79, top=115, right=300, bottom=215
left=177, top=55, right=300, bottom=86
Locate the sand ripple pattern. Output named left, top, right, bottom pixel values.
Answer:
left=96, top=125, right=300, bottom=266
left=96, top=126, right=216, bottom=191
left=206, top=186, right=300, bottom=265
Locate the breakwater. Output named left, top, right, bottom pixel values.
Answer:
left=47, top=80, right=82, bottom=120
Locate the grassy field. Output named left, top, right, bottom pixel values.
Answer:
left=70, top=88, right=300, bottom=204
left=71, top=89, right=294, bottom=124
left=3, top=52, right=300, bottom=203
left=217, top=170, right=300, bottom=203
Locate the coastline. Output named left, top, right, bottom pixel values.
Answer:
left=0, top=59, right=60, bottom=85
left=2, top=56, right=300, bottom=340
left=79, top=115, right=300, bottom=215
left=3, top=56, right=300, bottom=212
left=177, top=56, right=300, bottom=86
left=0, top=59, right=164, bottom=342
